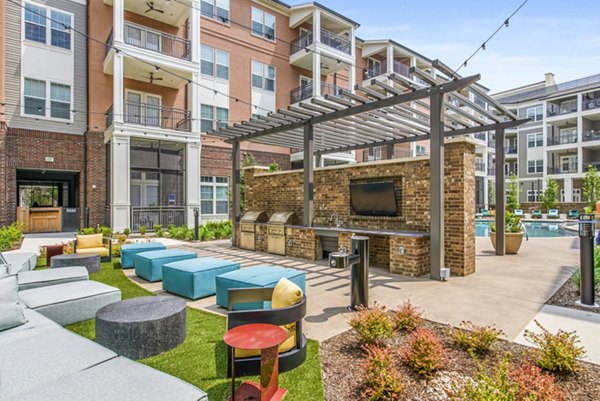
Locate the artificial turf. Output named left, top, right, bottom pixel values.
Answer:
left=65, top=262, right=324, bottom=401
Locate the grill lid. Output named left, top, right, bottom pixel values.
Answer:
left=240, top=211, right=269, bottom=223
left=267, top=212, right=299, bottom=226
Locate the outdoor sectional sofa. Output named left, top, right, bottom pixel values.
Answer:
left=0, top=257, right=208, bottom=401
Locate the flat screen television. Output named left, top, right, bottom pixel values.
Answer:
left=349, top=181, right=398, bottom=216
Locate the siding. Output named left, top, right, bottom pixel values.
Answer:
left=4, top=0, right=87, bottom=135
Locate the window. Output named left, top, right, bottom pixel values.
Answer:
left=50, top=83, right=70, bottom=119
left=573, top=189, right=581, bottom=202
left=200, top=176, right=229, bottom=215
left=24, top=3, right=71, bottom=50
left=200, top=104, right=229, bottom=132
left=526, top=106, right=543, bottom=122
left=216, top=50, right=229, bottom=80
left=527, top=159, right=543, bottom=174
left=24, top=78, right=46, bottom=116
left=527, top=190, right=540, bottom=202
left=201, top=0, right=229, bottom=22
left=251, top=7, right=276, bottom=40
left=367, top=58, right=381, bottom=77
left=25, top=3, right=46, bottom=44
left=415, top=145, right=427, bottom=156
left=201, top=45, right=230, bottom=80
left=251, top=61, right=275, bottom=92
left=527, top=132, right=543, bottom=148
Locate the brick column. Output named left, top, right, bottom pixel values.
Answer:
left=85, top=131, right=106, bottom=227
left=0, top=125, right=7, bottom=226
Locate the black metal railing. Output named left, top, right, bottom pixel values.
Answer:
left=61, top=207, right=80, bottom=232
left=105, top=29, right=113, bottom=58
left=547, top=132, right=578, bottom=146
left=393, top=61, right=410, bottom=78
left=583, top=130, right=600, bottom=142
left=124, top=22, right=191, bottom=60
left=473, top=132, right=486, bottom=141
left=487, top=167, right=496, bottom=176
left=547, top=164, right=578, bottom=174
left=105, top=105, right=113, bottom=128
left=547, top=99, right=578, bottom=117
left=131, top=206, right=186, bottom=232
left=475, top=161, right=486, bottom=172
left=504, top=146, right=518, bottom=154
left=290, top=28, right=351, bottom=55
left=122, top=101, right=191, bottom=132
left=290, top=82, right=342, bottom=104
left=103, top=206, right=111, bottom=228
left=584, top=162, right=600, bottom=172
left=583, top=98, right=600, bottom=111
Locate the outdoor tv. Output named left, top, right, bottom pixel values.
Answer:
left=349, top=181, right=398, bottom=216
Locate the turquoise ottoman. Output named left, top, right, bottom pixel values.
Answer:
left=162, top=258, right=241, bottom=300
left=134, top=249, right=197, bottom=282
left=216, top=265, right=306, bottom=310
left=121, top=242, right=167, bottom=269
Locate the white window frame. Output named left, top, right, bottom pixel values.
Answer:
left=200, top=176, right=229, bottom=215
left=527, top=159, right=543, bottom=174
left=526, top=106, right=543, bottom=122
left=125, top=89, right=162, bottom=127
left=22, top=77, right=73, bottom=122
left=527, top=132, right=543, bottom=148
left=200, top=104, right=229, bottom=133
left=251, top=60, right=276, bottom=92
left=367, top=58, right=382, bottom=76
left=251, top=7, right=276, bottom=41
left=573, top=188, right=581, bottom=202
left=200, top=0, right=230, bottom=23
left=22, top=2, right=73, bottom=52
left=200, top=45, right=229, bottom=81
left=131, top=171, right=160, bottom=207
left=527, top=190, right=540, bottom=202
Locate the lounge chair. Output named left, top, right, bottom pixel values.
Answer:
left=481, top=209, right=491, bottom=218
left=73, top=233, right=112, bottom=263
left=226, top=277, right=307, bottom=377
left=547, top=209, right=559, bottom=219
left=532, top=209, right=542, bottom=219
left=514, top=209, right=524, bottom=217
left=568, top=209, right=580, bottom=219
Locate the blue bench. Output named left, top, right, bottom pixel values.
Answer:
left=162, top=258, right=241, bottom=300
left=121, top=242, right=167, bottom=269
left=215, top=265, right=306, bottom=310
left=134, top=249, right=197, bottom=282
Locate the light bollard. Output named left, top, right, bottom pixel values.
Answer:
left=577, top=214, right=598, bottom=308
left=193, top=208, right=200, bottom=241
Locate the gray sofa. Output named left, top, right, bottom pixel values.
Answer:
left=0, top=255, right=208, bottom=401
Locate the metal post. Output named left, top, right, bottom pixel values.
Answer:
left=231, top=141, right=241, bottom=245
left=429, top=92, right=444, bottom=280
left=495, top=128, right=505, bottom=255
left=385, top=143, right=394, bottom=160
left=193, top=208, right=199, bottom=241
left=303, top=122, right=314, bottom=227
left=350, top=235, right=369, bottom=310
left=578, top=214, right=598, bottom=308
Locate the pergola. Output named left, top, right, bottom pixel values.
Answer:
left=209, top=59, right=529, bottom=280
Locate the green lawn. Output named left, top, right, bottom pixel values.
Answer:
left=66, top=262, right=324, bottom=401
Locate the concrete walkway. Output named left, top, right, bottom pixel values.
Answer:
left=122, top=235, right=579, bottom=342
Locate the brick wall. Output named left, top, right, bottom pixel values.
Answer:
left=201, top=145, right=291, bottom=178
left=243, top=139, right=476, bottom=276
left=285, top=227, right=318, bottom=260
left=85, top=131, right=107, bottom=227
left=0, top=124, right=7, bottom=225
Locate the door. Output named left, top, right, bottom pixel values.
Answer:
left=126, top=92, right=142, bottom=124
left=145, top=30, right=160, bottom=52
left=560, top=155, right=577, bottom=173
left=299, top=76, right=312, bottom=101
left=145, top=95, right=161, bottom=127
left=367, top=58, right=381, bottom=77
left=125, top=25, right=142, bottom=47
left=573, top=189, right=581, bottom=202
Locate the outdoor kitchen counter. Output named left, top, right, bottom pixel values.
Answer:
left=285, top=225, right=430, bottom=238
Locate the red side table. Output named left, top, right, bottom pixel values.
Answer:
left=223, top=323, right=288, bottom=401
left=46, top=244, right=64, bottom=267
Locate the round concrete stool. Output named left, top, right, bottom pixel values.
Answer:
left=95, top=296, right=187, bottom=360
left=51, top=253, right=101, bottom=274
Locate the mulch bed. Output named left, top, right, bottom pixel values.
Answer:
left=547, top=271, right=600, bottom=314
left=321, top=320, right=600, bottom=400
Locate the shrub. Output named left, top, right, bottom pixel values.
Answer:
left=153, top=224, right=164, bottom=237
left=80, top=227, right=96, bottom=235
left=524, top=320, right=585, bottom=373
left=362, top=344, right=403, bottom=401
left=509, top=363, right=565, bottom=401
left=454, top=354, right=517, bottom=401
left=0, top=223, right=24, bottom=251
left=392, top=300, right=423, bottom=331
left=139, top=226, right=147, bottom=236
left=349, top=303, right=394, bottom=345
left=98, top=226, right=112, bottom=238
left=451, top=321, right=504, bottom=355
left=400, top=328, right=446, bottom=378
left=123, top=228, right=131, bottom=236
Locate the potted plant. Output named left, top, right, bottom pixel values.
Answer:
left=490, top=211, right=524, bottom=254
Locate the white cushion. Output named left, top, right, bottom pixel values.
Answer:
left=0, top=275, right=27, bottom=331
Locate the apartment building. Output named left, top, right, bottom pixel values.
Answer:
left=0, top=0, right=440, bottom=231
left=489, top=72, right=600, bottom=207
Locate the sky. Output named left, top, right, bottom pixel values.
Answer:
left=316, top=0, right=600, bottom=93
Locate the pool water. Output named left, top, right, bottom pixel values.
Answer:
left=475, top=220, right=576, bottom=238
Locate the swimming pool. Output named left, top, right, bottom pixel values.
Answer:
left=475, top=220, right=576, bottom=238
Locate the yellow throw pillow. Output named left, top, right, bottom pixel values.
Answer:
left=77, top=233, right=103, bottom=249
left=271, top=277, right=303, bottom=309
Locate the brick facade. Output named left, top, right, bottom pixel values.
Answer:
left=241, top=139, right=476, bottom=277
left=201, top=145, right=291, bottom=178
left=85, top=131, right=107, bottom=227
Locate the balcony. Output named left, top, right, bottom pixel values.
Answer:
left=547, top=99, right=578, bottom=117
left=290, top=82, right=342, bottom=104
left=473, top=133, right=486, bottom=141
left=123, top=22, right=190, bottom=60
left=392, top=61, right=410, bottom=78
left=583, top=130, right=600, bottom=142
left=475, top=161, right=486, bottom=172
left=547, top=132, right=578, bottom=146
left=290, top=28, right=351, bottom=55
left=362, top=147, right=411, bottom=162
left=547, top=164, right=578, bottom=175
left=487, top=167, right=496, bottom=176
left=584, top=161, right=600, bottom=172
left=583, top=97, right=600, bottom=112
left=106, top=101, right=191, bottom=132
left=504, top=146, right=518, bottom=155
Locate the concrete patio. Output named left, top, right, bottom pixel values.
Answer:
left=123, top=235, right=579, bottom=342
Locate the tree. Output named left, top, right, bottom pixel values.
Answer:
left=506, top=173, right=520, bottom=211
left=540, top=177, right=559, bottom=211
left=487, top=180, right=496, bottom=207
left=583, top=164, right=600, bottom=208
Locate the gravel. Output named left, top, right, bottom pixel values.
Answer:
left=321, top=320, right=600, bottom=401
left=546, top=272, right=600, bottom=313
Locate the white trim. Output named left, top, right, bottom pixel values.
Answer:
left=250, top=59, right=276, bottom=93
left=20, top=76, right=74, bottom=123
left=250, top=6, right=276, bottom=42
left=22, top=1, right=74, bottom=53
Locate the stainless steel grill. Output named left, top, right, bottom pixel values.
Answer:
left=239, top=211, right=269, bottom=250
left=267, top=212, right=299, bottom=255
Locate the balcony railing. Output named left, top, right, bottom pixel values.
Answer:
left=473, top=133, right=486, bottom=141
left=547, top=99, right=578, bottom=117
left=583, top=130, right=600, bottom=142
left=290, top=28, right=351, bottom=55
left=547, top=164, right=578, bottom=174
left=504, top=146, right=518, bottom=155
left=105, top=29, right=113, bottom=58
left=583, top=98, right=600, bottom=111
left=487, top=167, right=496, bottom=176
left=362, top=147, right=412, bottom=162
left=290, top=82, right=342, bottom=104
left=475, top=161, right=486, bottom=172
left=584, top=162, right=600, bottom=172
left=124, top=22, right=191, bottom=60
left=547, top=132, right=578, bottom=146
left=132, top=206, right=186, bottom=232
left=108, top=101, right=191, bottom=132
left=393, top=61, right=410, bottom=78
